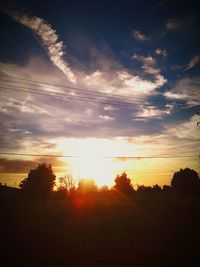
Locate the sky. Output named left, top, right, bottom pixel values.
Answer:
left=0, top=0, right=200, bottom=187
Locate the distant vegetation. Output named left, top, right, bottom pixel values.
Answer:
left=1, top=165, right=200, bottom=267
left=1, top=164, right=200, bottom=201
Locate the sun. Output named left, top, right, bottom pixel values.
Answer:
left=55, top=137, right=132, bottom=187
left=68, top=157, right=115, bottom=187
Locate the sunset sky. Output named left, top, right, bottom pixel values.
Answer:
left=0, top=0, right=199, bottom=187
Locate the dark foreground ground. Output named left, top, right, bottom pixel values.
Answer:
left=1, top=195, right=200, bottom=267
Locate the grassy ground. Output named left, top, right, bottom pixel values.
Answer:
left=1, top=195, right=200, bottom=267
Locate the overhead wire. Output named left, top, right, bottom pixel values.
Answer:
left=0, top=80, right=148, bottom=108
left=0, top=74, right=198, bottom=162
left=0, top=84, right=146, bottom=109
left=0, top=73, right=148, bottom=101
left=0, top=152, right=198, bottom=159
left=0, top=74, right=185, bottom=110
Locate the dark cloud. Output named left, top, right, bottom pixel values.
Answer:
left=165, top=17, right=196, bottom=32
left=0, top=158, right=37, bottom=173
left=0, top=156, right=64, bottom=173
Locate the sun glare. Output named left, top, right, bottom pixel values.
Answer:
left=55, top=137, right=133, bottom=187
left=69, top=157, right=115, bottom=187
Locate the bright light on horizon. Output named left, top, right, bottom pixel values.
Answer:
left=56, top=137, right=135, bottom=187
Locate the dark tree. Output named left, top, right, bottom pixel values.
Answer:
left=53, top=186, right=68, bottom=200
left=114, top=172, right=134, bottom=194
left=171, top=168, right=200, bottom=194
left=137, top=185, right=153, bottom=193
left=58, top=174, right=76, bottom=197
left=152, top=184, right=162, bottom=193
left=163, top=185, right=171, bottom=193
left=19, top=163, right=56, bottom=199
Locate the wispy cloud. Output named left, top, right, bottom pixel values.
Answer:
left=165, top=17, right=195, bottom=32
left=165, top=76, right=200, bottom=105
left=103, top=105, right=117, bottom=111
left=131, top=54, right=167, bottom=86
left=117, top=71, right=166, bottom=95
left=134, top=104, right=174, bottom=119
left=166, top=115, right=200, bottom=140
left=0, top=158, right=37, bottom=173
left=132, top=54, right=156, bottom=65
left=0, top=6, right=76, bottom=83
left=98, top=115, right=114, bottom=121
left=132, top=30, right=149, bottom=41
left=0, top=96, right=50, bottom=115
left=0, top=156, right=63, bottom=173
left=155, top=48, right=167, bottom=57
left=184, top=55, right=200, bottom=71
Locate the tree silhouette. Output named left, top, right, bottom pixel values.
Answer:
left=137, top=184, right=162, bottom=194
left=171, top=168, right=200, bottom=194
left=114, top=172, right=134, bottom=194
left=58, top=174, right=76, bottom=197
left=19, top=163, right=56, bottom=199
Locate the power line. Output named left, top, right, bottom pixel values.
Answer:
left=0, top=82, right=147, bottom=107
left=0, top=73, right=185, bottom=108
left=0, top=78, right=184, bottom=110
left=0, top=73, right=148, bottom=102
left=0, top=74, right=151, bottom=109
left=0, top=85, right=147, bottom=109
left=0, top=152, right=198, bottom=159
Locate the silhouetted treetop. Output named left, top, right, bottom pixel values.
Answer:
left=114, top=172, right=134, bottom=194
left=171, top=168, right=200, bottom=194
left=19, top=163, right=56, bottom=199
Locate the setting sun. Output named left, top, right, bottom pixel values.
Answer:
left=56, top=138, right=131, bottom=186
left=1, top=1, right=200, bottom=266
left=69, top=157, right=114, bottom=187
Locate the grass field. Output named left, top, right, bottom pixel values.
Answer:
left=1, top=195, right=200, bottom=267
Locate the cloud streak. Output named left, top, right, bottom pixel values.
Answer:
left=184, top=55, right=200, bottom=71
left=0, top=6, right=76, bottom=83
left=132, top=30, right=149, bottom=41
left=155, top=48, right=167, bottom=57
left=165, top=17, right=195, bottom=32
left=131, top=54, right=167, bottom=88
left=164, top=76, right=200, bottom=105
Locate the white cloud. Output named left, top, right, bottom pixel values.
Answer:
left=98, top=115, right=114, bottom=121
left=132, top=30, right=149, bottom=41
left=131, top=54, right=167, bottom=88
left=0, top=48, right=168, bottom=150
left=0, top=7, right=76, bottom=83
left=155, top=48, right=167, bottom=57
left=80, top=54, right=166, bottom=98
left=134, top=104, right=174, bottom=119
left=132, top=54, right=156, bottom=65
left=165, top=76, right=200, bottom=105
left=118, top=72, right=166, bottom=95
left=184, top=55, right=200, bottom=71
left=127, top=114, right=200, bottom=156
left=167, top=115, right=200, bottom=140
left=85, top=71, right=102, bottom=85
left=103, top=105, right=117, bottom=111
left=0, top=96, right=50, bottom=115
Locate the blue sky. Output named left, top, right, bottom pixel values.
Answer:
left=0, top=0, right=199, bottom=186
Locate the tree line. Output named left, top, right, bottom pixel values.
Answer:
left=12, top=163, right=200, bottom=200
